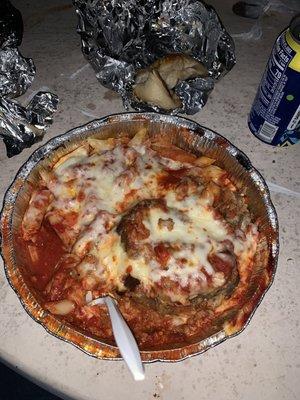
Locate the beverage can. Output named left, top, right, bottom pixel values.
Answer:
left=248, top=16, right=300, bottom=146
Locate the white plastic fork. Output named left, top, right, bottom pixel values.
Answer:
left=89, top=296, right=145, bottom=381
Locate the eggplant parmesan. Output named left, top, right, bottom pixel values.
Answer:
left=18, top=129, right=263, bottom=349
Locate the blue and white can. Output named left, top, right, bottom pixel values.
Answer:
left=248, top=16, right=300, bottom=146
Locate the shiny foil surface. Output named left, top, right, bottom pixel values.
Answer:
left=0, top=0, right=59, bottom=157
left=74, top=0, right=236, bottom=115
left=0, top=92, right=59, bottom=157
left=0, top=48, right=35, bottom=98
left=0, top=113, right=279, bottom=362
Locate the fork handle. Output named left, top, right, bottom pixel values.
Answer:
left=105, top=297, right=145, bottom=381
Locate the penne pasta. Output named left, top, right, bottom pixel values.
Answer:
left=19, top=130, right=261, bottom=349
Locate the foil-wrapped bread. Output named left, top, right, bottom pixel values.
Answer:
left=74, top=0, right=236, bottom=114
left=133, top=54, right=208, bottom=110
left=134, top=69, right=182, bottom=110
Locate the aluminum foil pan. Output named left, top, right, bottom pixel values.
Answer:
left=0, top=113, right=279, bottom=362
left=74, top=0, right=236, bottom=115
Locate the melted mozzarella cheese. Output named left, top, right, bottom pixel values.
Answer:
left=73, top=212, right=118, bottom=257
left=141, top=195, right=230, bottom=288
left=36, top=140, right=259, bottom=304
left=144, top=200, right=228, bottom=244
left=49, top=145, right=164, bottom=240
left=54, top=146, right=89, bottom=175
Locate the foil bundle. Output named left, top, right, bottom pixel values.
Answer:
left=0, top=92, right=59, bottom=158
left=74, top=0, right=236, bottom=114
left=0, top=0, right=58, bottom=157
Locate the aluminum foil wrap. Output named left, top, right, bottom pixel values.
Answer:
left=0, top=0, right=23, bottom=49
left=74, top=0, right=236, bottom=115
left=0, top=92, right=59, bottom=158
left=0, top=48, right=35, bottom=98
left=0, top=0, right=59, bottom=157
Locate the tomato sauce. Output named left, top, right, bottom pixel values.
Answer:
left=158, top=168, right=187, bottom=189
left=16, top=222, right=66, bottom=291
left=154, top=243, right=171, bottom=267
left=14, top=136, right=266, bottom=350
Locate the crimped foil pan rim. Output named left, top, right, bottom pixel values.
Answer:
left=0, top=112, right=279, bottom=362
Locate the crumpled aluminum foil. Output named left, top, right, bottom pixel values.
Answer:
left=0, top=48, right=35, bottom=98
left=74, top=0, right=236, bottom=115
left=0, top=92, right=59, bottom=157
left=0, top=0, right=23, bottom=49
left=0, top=0, right=59, bottom=157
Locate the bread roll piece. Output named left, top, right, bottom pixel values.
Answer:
left=133, top=69, right=182, bottom=110
left=153, top=54, right=208, bottom=89
left=133, top=54, right=207, bottom=110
